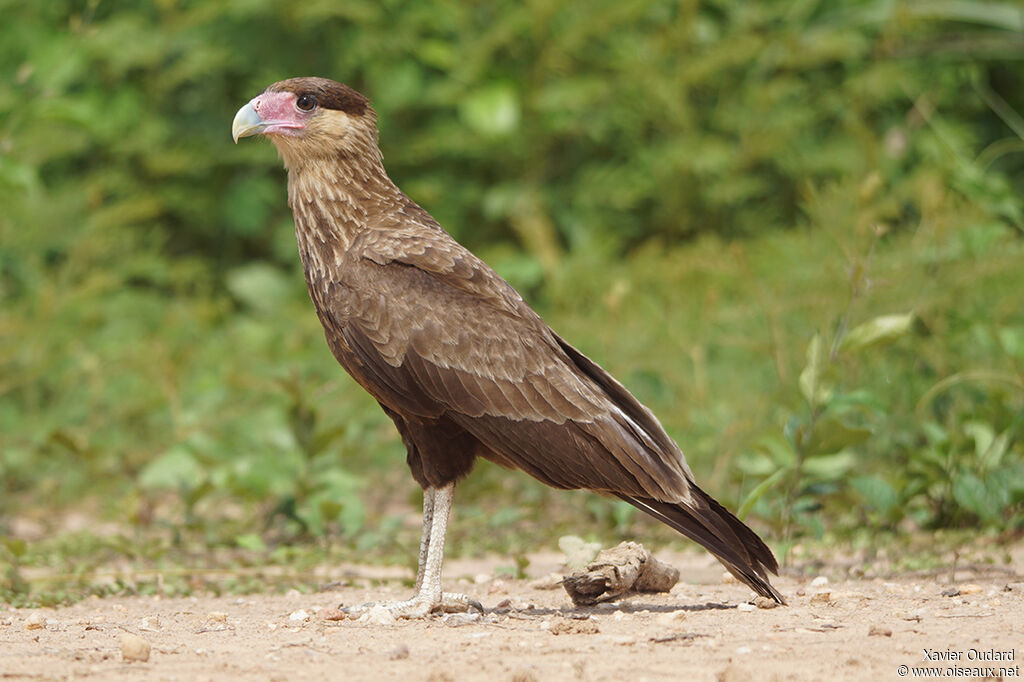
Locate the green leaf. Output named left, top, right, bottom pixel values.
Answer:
left=907, top=1, right=1024, bottom=32
left=997, top=326, right=1024, bottom=361
left=235, top=533, right=267, bottom=552
left=850, top=476, right=899, bottom=516
left=952, top=472, right=1002, bottom=522
left=984, top=431, right=1012, bottom=470
left=801, top=415, right=872, bottom=456
left=0, top=537, right=27, bottom=558
left=1001, top=464, right=1024, bottom=495
left=459, top=84, right=520, bottom=136
left=736, top=452, right=776, bottom=477
left=226, top=263, right=292, bottom=313
left=138, top=447, right=204, bottom=491
left=801, top=452, right=856, bottom=481
left=756, top=434, right=798, bottom=467
left=737, top=468, right=789, bottom=520
left=798, top=332, right=831, bottom=408
left=838, top=313, right=915, bottom=353
left=982, top=469, right=1014, bottom=509
left=964, top=421, right=994, bottom=460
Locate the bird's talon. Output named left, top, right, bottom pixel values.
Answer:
left=436, top=593, right=484, bottom=614
left=340, top=601, right=374, bottom=615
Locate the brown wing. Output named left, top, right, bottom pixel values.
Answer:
left=317, top=228, right=694, bottom=503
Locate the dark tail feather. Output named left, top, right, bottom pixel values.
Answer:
left=618, top=486, right=785, bottom=604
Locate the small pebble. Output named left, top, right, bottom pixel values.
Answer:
left=140, top=615, right=161, bottom=631
left=318, top=608, right=346, bottom=621
left=288, top=610, right=310, bottom=623
left=754, top=597, right=779, bottom=610
left=120, top=633, right=151, bottom=662
left=721, top=571, right=739, bottom=585
left=444, top=613, right=481, bottom=627
left=654, top=611, right=687, bottom=626
left=549, top=617, right=599, bottom=635
left=810, top=592, right=832, bottom=605
left=736, top=603, right=756, bottom=612
left=359, top=605, right=396, bottom=626
left=958, top=584, right=982, bottom=595
left=25, top=613, right=44, bottom=630
left=207, top=611, right=227, bottom=623
left=810, top=576, right=829, bottom=588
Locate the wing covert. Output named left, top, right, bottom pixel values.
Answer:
left=319, top=239, right=693, bottom=501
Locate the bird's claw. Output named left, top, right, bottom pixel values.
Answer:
left=435, top=592, right=484, bottom=614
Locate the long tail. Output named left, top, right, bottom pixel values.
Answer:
left=618, top=485, right=785, bottom=604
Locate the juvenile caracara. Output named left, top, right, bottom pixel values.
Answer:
left=232, top=77, right=783, bottom=616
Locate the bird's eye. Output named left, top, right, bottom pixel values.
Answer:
left=296, top=94, right=317, bottom=111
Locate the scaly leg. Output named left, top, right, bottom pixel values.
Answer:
left=347, top=483, right=482, bottom=618
left=414, top=486, right=435, bottom=592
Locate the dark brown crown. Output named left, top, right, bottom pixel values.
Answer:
left=266, top=77, right=369, bottom=116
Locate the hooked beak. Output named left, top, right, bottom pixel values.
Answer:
left=232, top=91, right=305, bottom=143
left=232, top=101, right=266, bottom=143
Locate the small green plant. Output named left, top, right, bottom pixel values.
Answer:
left=738, top=223, right=1024, bottom=550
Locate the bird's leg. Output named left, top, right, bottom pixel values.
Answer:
left=343, top=483, right=481, bottom=618
left=381, top=483, right=482, bottom=618
left=413, top=486, right=436, bottom=592
left=413, top=482, right=452, bottom=608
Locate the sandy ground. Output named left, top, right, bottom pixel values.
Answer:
left=1, top=549, right=1022, bottom=682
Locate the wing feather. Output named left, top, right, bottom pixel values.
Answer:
left=320, top=234, right=693, bottom=501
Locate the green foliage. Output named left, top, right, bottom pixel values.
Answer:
left=735, top=187, right=1024, bottom=544
left=1, top=0, right=1024, bottom=602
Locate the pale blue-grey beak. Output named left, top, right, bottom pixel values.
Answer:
left=231, top=101, right=265, bottom=143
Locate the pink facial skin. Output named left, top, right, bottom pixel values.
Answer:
left=248, top=90, right=308, bottom=136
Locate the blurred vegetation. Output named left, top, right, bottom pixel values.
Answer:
left=2, top=0, right=1024, bottom=604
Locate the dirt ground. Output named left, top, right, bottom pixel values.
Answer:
left=2, top=547, right=1022, bottom=682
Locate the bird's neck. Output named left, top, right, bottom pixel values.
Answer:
left=285, top=150, right=406, bottom=279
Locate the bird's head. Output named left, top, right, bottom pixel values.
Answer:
left=232, top=77, right=378, bottom=169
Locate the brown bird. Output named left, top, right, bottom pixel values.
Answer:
left=232, top=77, right=783, bottom=615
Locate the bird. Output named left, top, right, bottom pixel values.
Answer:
left=232, top=77, right=784, bottom=616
